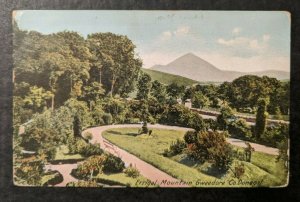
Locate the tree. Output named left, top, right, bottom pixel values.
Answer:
left=228, top=118, right=251, bottom=139
left=192, top=92, right=210, bottom=109
left=136, top=72, right=152, bottom=100
left=217, top=106, right=235, bottom=130
left=150, top=80, right=167, bottom=103
left=73, top=114, right=82, bottom=138
left=82, top=82, right=105, bottom=109
left=87, top=33, right=142, bottom=97
left=23, top=86, right=53, bottom=112
left=255, top=98, right=268, bottom=139
left=166, top=83, right=185, bottom=99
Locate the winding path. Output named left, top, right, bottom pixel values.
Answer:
left=47, top=124, right=278, bottom=187
left=85, top=124, right=191, bottom=187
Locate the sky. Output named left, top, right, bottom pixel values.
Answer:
left=13, top=10, right=290, bottom=72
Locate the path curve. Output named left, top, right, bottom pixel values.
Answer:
left=85, top=124, right=191, bottom=188
left=46, top=124, right=278, bottom=187
left=45, top=163, right=78, bottom=187
left=84, top=124, right=278, bottom=187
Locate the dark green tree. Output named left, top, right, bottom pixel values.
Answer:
left=255, top=98, right=268, bottom=139
left=136, top=72, right=152, bottom=100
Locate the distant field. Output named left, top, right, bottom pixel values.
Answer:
left=142, top=68, right=198, bottom=86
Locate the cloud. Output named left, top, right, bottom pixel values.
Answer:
left=232, top=27, right=241, bottom=35
left=195, top=51, right=289, bottom=72
left=217, top=34, right=271, bottom=57
left=174, top=26, right=190, bottom=36
left=159, top=31, right=172, bottom=41
left=159, top=26, right=191, bottom=41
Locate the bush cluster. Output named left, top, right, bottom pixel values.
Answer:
left=124, top=164, right=140, bottom=178
left=72, top=154, right=125, bottom=179
left=163, top=139, right=186, bottom=157
left=185, top=130, right=233, bottom=172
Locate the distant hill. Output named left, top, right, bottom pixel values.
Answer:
left=150, top=53, right=290, bottom=82
left=142, top=68, right=198, bottom=86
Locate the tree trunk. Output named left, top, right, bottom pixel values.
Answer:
left=110, top=74, right=116, bottom=97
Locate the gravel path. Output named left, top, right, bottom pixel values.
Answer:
left=45, top=163, right=78, bottom=187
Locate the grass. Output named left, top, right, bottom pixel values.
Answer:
left=95, top=172, right=157, bottom=187
left=54, top=145, right=84, bottom=161
left=142, top=68, right=198, bottom=86
left=103, top=127, right=288, bottom=187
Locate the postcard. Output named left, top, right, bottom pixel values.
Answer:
left=12, top=10, right=290, bottom=187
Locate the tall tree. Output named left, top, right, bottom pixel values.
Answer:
left=87, top=33, right=142, bottom=97
left=136, top=72, right=152, bottom=100
left=150, top=80, right=167, bottom=103
left=255, top=98, right=268, bottom=139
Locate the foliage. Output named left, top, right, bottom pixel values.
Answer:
left=140, top=122, right=149, bottom=134
left=166, top=82, right=185, bottom=99
left=228, top=118, right=251, bottom=139
left=244, top=142, right=255, bottom=162
left=185, top=130, right=233, bottom=171
left=41, top=170, right=63, bottom=186
left=216, top=105, right=235, bottom=130
left=163, top=139, right=186, bottom=157
left=233, top=162, right=245, bottom=179
left=255, top=98, right=268, bottom=139
left=73, top=114, right=82, bottom=138
left=102, top=113, right=113, bottom=125
left=72, top=154, right=125, bottom=179
left=124, top=164, right=140, bottom=178
left=14, top=156, right=45, bottom=186
left=150, top=80, right=167, bottom=103
left=136, top=72, right=152, bottom=100
left=83, top=132, right=93, bottom=141
left=160, top=104, right=206, bottom=131
left=192, top=92, right=210, bottom=109
left=87, top=32, right=142, bottom=97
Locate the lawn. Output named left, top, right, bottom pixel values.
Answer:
left=54, top=145, right=84, bottom=161
left=102, top=127, right=288, bottom=187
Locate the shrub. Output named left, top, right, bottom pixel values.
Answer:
left=228, top=118, right=251, bottom=139
left=124, top=164, right=140, bottom=178
left=233, top=162, right=245, bottom=179
left=15, top=156, right=44, bottom=185
left=102, top=154, right=125, bottom=173
left=102, top=113, right=113, bottom=125
left=41, top=171, right=63, bottom=186
left=80, top=143, right=103, bottom=157
left=186, top=130, right=233, bottom=171
left=140, top=122, right=149, bottom=134
left=72, top=154, right=125, bottom=179
left=83, top=132, right=93, bottom=141
left=204, top=118, right=218, bottom=131
left=184, top=131, right=197, bottom=144
left=163, top=139, right=186, bottom=157
left=45, top=147, right=57, bottom=161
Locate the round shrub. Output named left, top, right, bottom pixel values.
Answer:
left=184, top=131, right=197, bottom=144
left=102, top=113, right=113, bottom=125
left=124, top=164, right=140, bottom=178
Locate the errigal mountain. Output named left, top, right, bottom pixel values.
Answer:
left=150, top=53, right=289, bottom=82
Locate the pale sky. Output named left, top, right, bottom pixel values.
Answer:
left=14, top=10, right=290, bottom=72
